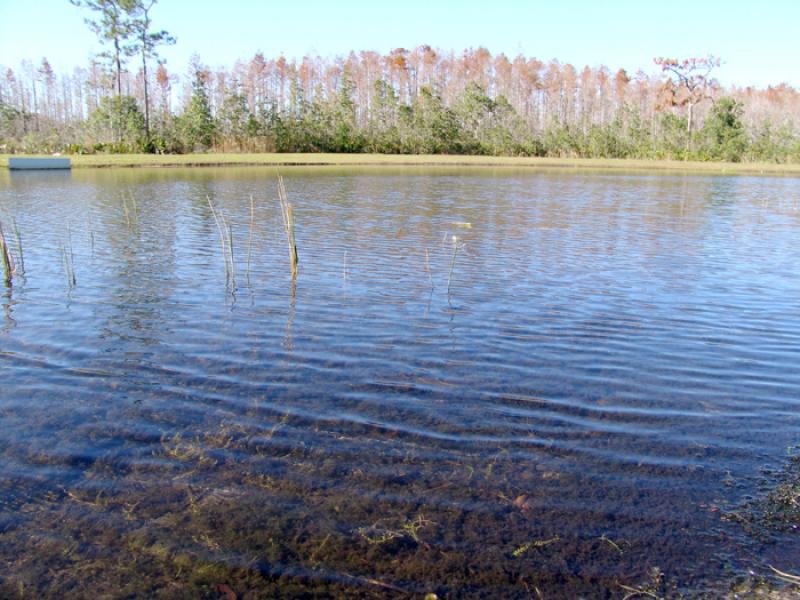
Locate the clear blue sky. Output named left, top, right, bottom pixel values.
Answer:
left=1, top=0, right=798, bottom=87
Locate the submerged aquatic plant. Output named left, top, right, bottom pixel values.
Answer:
left=277, top=175, right=298, bottom=278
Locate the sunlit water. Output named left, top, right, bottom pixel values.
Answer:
left=1, top=166, right=799, bottom=597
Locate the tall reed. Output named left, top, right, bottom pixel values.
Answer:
left=277, top=175, right=298, bottom=278
left=65, top=224, right=76, bottom=287
left=12, top=219, right=24, bottom=276
left=246, top=194, right=255, bottom=279
left=0, top=221, right=15, bottom=286
left=207, top=195, right=230, bottom=285
left=130, top=194, right=138, bottom=227
left=424, top=247, right=433, bottom=289
left=122, top=197, right=131, bottom=229
left=225, top=215, right=235, bottom=284
left=447, top=235, right=459, bottom=295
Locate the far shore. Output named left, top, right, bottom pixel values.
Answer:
left=2, top=153, right=800, bottom=175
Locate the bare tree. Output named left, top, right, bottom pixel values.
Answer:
left=655, top=56, right=720, bottom=137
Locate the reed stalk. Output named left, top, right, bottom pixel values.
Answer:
left=130, top=194, right=138, bottom=227
left=66, top=225, right=76, bottom=286
left=122, top=198, right=131, bottom=229
left=206, top=195, right=230, bottom=285
left=12, top=219, right=24, bottom=276
left=447, top=235, right=459, bottom=295
left=246, top=194, right=255, bottom=278
left=424, top=247, right=433, bottom=289
left=277, top=175, right=298, bottom=278
left=224, top=215, right=236, bottom=284
left=62, top=245, right=70, bottom=287
left=0, top=221, right=15, bottom=286
left=61, top=244, right=75, bottom=288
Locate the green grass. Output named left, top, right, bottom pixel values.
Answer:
left=2, top=152, right=800, bottom=174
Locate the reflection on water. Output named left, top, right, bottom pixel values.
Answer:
left=1, top=166, right=800, bottom=597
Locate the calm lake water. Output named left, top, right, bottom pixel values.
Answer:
left=1, top=166, right=799, bottom=598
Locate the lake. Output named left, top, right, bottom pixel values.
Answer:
left=1, top=166, right=799, bottom=598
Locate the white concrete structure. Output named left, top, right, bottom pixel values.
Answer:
left=8, top=157, right=71, bottom=170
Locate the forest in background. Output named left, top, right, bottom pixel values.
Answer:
left=1, top=3, right=799, bottom=162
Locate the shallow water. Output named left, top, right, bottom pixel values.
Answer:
left=1, top=166, right=800, bottom=597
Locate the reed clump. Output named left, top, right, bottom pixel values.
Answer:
left=277, top=175, right=298, bottom=278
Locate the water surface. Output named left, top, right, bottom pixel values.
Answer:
left=1, top=166, right=800, bottom=597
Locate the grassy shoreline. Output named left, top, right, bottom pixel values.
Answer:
left=2, top=152, right=800, bottom=175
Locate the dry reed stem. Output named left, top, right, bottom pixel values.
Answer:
left=277, top=175, right=298, bottom=278
left=61, top=242, right=75, bottom=288
left=447, top=235, right=459, bottom=295
left=424, top=247, right=433, bottom=289
left=225, top=216, right=235, bottom=284
left=130, top=194, right=138, bottom=226
left=122, top=198, right=131, bottom=229
left=0, top=221, right=15, bottom=286
left=206, top=195, right=230, bottom=284
left=246, top=194, right=255, bottom=278
left=12, top=219, right=24, bottom=276
left=66, top=225, right=76, bottom=286
left=61, top=245, right=70, bottom=285
left=769, top=565, right=800, bottom=585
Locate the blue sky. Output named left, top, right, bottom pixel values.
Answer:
left=1, top=0, right=798, bottom=87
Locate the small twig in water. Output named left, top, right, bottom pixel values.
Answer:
left=512, top=536, right=560, bottom=557
left=619, top=584, right=659, bottom=600
left=600, top=534, right=624, bottom=554
left=769, top=565, right=800, bottom=585
left=618, top=567, right=664, bottom=600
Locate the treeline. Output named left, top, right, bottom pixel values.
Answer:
left=2, top=47, right=800, bottom=162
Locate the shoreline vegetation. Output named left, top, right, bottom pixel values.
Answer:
left=3, top=153, right=800, bottom=175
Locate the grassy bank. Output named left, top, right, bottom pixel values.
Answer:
left=2, top=153, right=800, bottom=174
